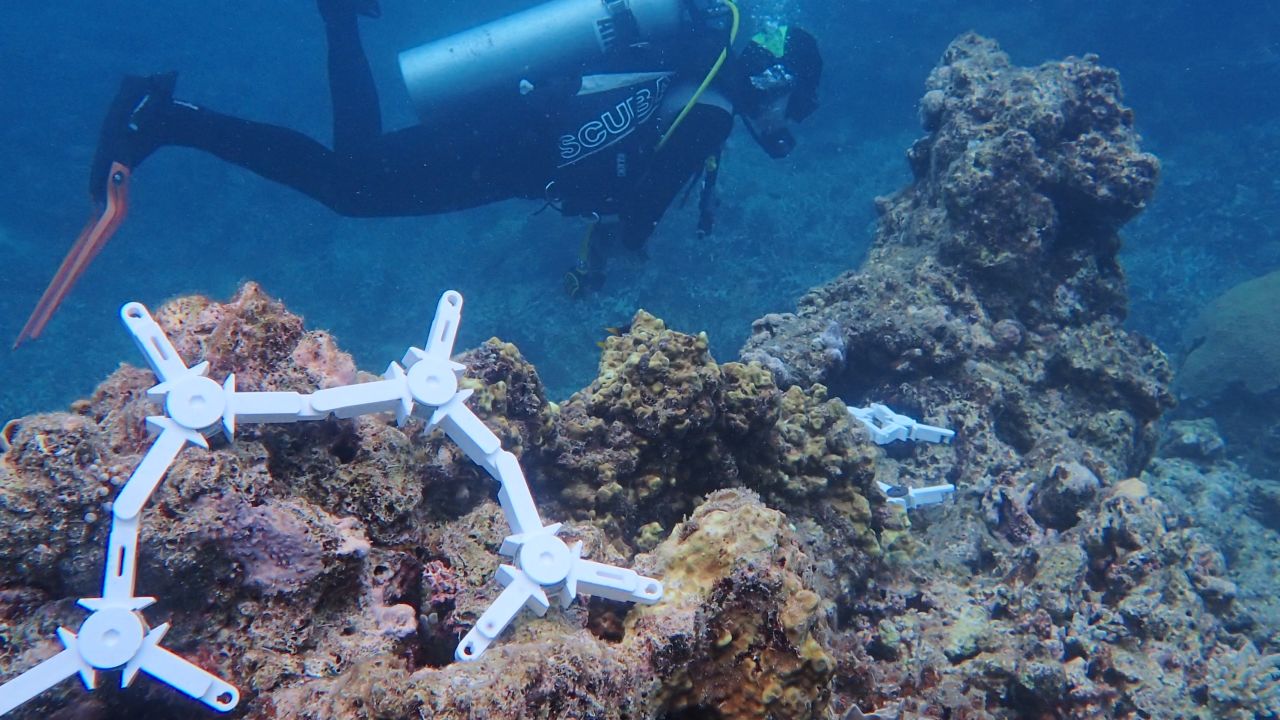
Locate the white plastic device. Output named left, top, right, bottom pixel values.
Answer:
left=0, top=291, right=663, bottom=716
left=848, top=403, right=957, bottom=511
left=849, top=403, right=956, bottom=446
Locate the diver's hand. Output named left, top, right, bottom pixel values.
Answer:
left=563, top=216, right=618, bottom=298
left=563, top=266, right=605, bottom=298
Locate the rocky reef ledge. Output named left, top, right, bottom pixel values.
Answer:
left=1, top=33, right=1276, bottom=720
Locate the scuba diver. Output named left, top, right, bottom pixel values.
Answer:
left=15, top=0, right=822, bottom=346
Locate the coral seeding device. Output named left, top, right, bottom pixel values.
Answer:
left=847, top=403, right=957, bottom=511
left=0, top=291, right=663, bottom=716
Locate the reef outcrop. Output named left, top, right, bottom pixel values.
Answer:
left=743, top=31, right=1174, bottom=513
left=740, top=32, right=1270, bottom=719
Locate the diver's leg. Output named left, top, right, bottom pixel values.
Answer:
left=89, top=72, right=520, bottom=218
left=87, top=72, right=388, bottom=216
left=156, top=101, right=535, bottom=217
left=155, top=101, right=352, bottom=203
left=318, top=0, right=381, bottom=154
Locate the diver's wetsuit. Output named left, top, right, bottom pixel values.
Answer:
left=150, top=7, right=733, bottom=248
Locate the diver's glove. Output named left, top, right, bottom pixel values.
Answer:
left=563, top=265, right=606, bottom=298
left=563, top=216, right=617, bottom=298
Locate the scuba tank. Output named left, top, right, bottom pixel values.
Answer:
left=399, top=0, right=687, bottom=123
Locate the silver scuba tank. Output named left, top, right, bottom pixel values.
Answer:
left=398, top=0, right=686, bottom=123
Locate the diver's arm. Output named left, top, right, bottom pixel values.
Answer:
left=619, top=104, right=732, bottom=249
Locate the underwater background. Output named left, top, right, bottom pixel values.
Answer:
left=0, top=0, right=1275, bottom=418
left=1, top=2, right=1280, bottom=718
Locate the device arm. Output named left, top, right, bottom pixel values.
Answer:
left=0, top=633, right=94, bottom=716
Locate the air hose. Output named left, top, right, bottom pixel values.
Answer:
left=655, top=0, right=740, bottom=150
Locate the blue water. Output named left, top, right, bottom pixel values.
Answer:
left=0, top=0, right=1276, bottom=420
